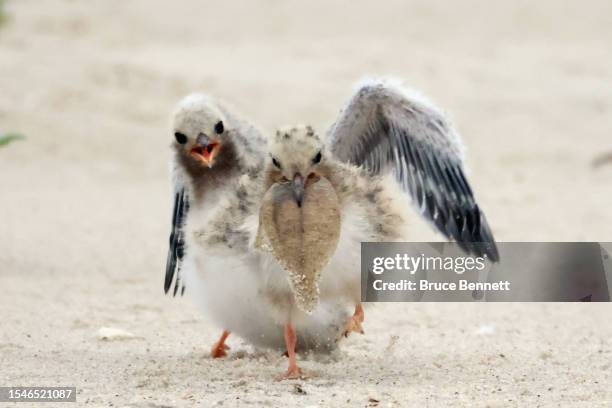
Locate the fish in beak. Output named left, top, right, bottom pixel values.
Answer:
left=256, top=176, right=341, bottom=314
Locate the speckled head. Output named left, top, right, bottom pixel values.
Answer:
left=266, top=125, right=326, bottom=207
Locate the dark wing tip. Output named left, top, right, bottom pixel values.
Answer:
left=473, top=212, right=500, bottom=262
left=164, top=247, right=176, bottom=294
left=394, top=134, right=500, bottom=263
left=164, top=189, right=189, bottom=296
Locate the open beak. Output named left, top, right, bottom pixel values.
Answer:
left=190, top=133, right=220, bottom=168
left=292, top=173, right=305, bottom=208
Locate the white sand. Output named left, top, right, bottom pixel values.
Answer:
left=1, top=0, right=612, bottom=406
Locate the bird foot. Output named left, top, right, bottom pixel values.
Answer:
left=275, top=365, right=307, bottom=381
left=338, top=303, right=365, bottom=340
left=277, top=322, right=309, bottom=380
left=341, top=315, right=365, bottom=338
left=210, top=330, right=231, bottom=358
left=210, top=342, right=230, bottom=358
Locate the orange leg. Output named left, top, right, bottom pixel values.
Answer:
left=276, top=322, right=305, bottom=380
left=210, top=329, right=231, bottom=358
left=340, top=303, right=365, bottom=338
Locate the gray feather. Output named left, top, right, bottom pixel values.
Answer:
left=165, top=186, right=188, bottom=296
left=328, top=79, right=499, bottom=261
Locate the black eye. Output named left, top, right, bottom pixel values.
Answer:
left=214, top=121, right=224, bottom=134
left=312, top=151, right=322, bottom=164
left=174, top=132, right=188, bottom=144
left=272, top=157, right=281, bottom=169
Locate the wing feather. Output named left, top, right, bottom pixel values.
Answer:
left=328, top=78, right=499, bottom=261
left=164, top=176, right=189, bottom=296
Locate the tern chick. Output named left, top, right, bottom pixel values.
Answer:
left=254, top=125, right=409, bottom=378
left=165, top=93, right=269, bottom=358
left=166, top=95, right=350, bottom=361
left=254, top=78, right=499, bottom=379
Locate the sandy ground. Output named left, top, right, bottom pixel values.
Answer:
left=1, top=0, right=612, bottom=406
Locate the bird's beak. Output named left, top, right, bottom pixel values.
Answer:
left=292, top=174, right=305, bottom=208
left=190, top=133, right=220, bottom=168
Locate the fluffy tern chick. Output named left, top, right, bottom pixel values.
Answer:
left=167, top=95, right=350, bottom=361
left=256, top=125, right=414, bottom=378
left=256, top=78, right=500, bottom=378
left=165, top=93, right=268, bottom=357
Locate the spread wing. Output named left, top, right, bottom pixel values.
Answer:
left=164, top=171, right=189, bottom=296
left=328, top=78, right=499, bottom=261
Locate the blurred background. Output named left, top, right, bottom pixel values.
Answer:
left=1, top=0, right=611, bottom=406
